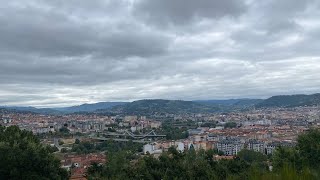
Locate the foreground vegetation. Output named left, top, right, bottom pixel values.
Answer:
left=71, top=139, right=143, bottom=154
left=88, top=129, right=320, bottom=180
left=0, top=126, right=69, bottom=180
left=0, top=125, right=319, bottom=180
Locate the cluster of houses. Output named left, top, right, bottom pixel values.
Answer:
left=61, top=153, right=106, bottom=180
left=143, top=137, right=295, bottom=156
left=143, top=125, right=299, bottom=156
left=0, top=114, right=162, bottom=135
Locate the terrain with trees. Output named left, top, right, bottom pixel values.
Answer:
left=87, top=129, right=320, bottom=180
left=0, top=126, right=69, bottom=180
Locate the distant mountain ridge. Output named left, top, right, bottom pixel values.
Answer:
left=2, top=93, right=320, bottom=115
left=195, top=99, right=263, bottom=107
left=104, top=99, right=221, bottom=115
left=0, top=106, right=61, bottom=114
left=0, top=102, right=128, bottom=114
left=54, top=102, right=128, bottom=113
left=0, top=99, right=259, bottom=114
left=105, top=99, right=265, bottom=115
left=256, top=93, right=320, bottom=108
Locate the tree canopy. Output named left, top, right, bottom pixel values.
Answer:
left=0, top=126, right=69, bottom=180
left=297, top=128, right=320, bottom=168
left=224, top=122, right=237, bottom=129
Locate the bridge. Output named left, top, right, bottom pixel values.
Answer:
left=90, top=137, right=152, bottom=143
left=102, top=130, right=166, bottom=139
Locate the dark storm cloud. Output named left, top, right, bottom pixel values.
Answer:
left=0, top=0, right=320, bottom=107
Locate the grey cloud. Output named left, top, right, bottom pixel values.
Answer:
left=0, top=0, right=170, bottom=58
left=0, top=0, right=320, bottom=107
left=134, top=0, right=247, bottom=26
left=0, top=52, right=179, bottom=86
left=250, top=0, right=316, bottom=34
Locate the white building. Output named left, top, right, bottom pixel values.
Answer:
left=177, top=142, right=185, bottom=152
left=143, top=144, right=154, bottom=154
left=247, top=139, right=265, bottom=153
left=216, top=138, right=244, bottom=156
left=143, top=143, right=163, bottom=154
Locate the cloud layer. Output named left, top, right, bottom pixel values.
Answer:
left=1, top=0, right=320, bottom=107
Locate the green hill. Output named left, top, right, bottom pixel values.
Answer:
left=106, top=99, right=221, bottom=115
left=256, top=93, right=320, bottom=108
left=195, top=99, right=263, bottom=107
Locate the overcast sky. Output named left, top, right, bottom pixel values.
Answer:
left=1, top=0, right=320, bottom=107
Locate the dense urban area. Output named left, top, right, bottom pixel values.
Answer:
left=1, top=95, right=320, bottom=179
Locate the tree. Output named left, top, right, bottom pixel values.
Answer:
left=103, top=151, right=132, bottom=179
left=48, top=146, right=59, bottom=153
left=272, top=146, right=302, bottom=172
left=61, top=148, right=68, bottom=153
left=297, top=128, right=320, bottom=168
left=87, top=162, right=104, bottom=180
left=59, top=127, right=70, bottom=134
left=237, top=149, right=268, bottom=176
left=58, top=139, right=64, bottom=146
left=107, top=127, right=116, bottom=132
left=224, top=122, right=237, bottom=129
left=0, top=126, right=69, bottom=180
left=272, top=129, right=320, bottom=173
left=237, top=149, right=267, bottom=163
left=269, top=129, right=320, bottom=179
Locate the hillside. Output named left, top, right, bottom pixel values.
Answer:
left=54, top=102, right=128, bottom=113
left=195, top=99, right=263, bottom=107
left=3, top=93, right=320, bottom=115
left=233, top=99, right=264, bottom=106
left=0, top=106, right=61, bottom=115
left=194, top=99, right=241, bottom=106
left=0, top=102, right=128, bottom=114
left=256, top=93, right=320, bottom=108
left=105, top=99, right=221, bottom=115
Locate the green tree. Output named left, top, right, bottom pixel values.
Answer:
left=104, top=151, right=132, bottom=179
left=60, top=148, right=68, bottom=153
left=58, top=139, right=64, bottom=146
left=297, top=128, right=320, bottom=168
left=59, top=127, right=70, bottom=134
left=0, top=126, right=69, bottom=180
left=224, top=122, right=237, bottom=129
left=272, top=146, right=302, bottom=172
left=237, top=149, right=267, bottom=163
left=271, top=129, right=320, bottom=179
left=87, top=163, right=104, bottom=180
